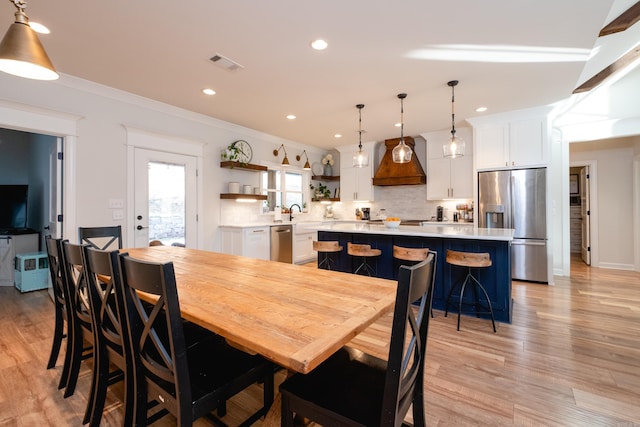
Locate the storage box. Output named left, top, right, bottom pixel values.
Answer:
left=14, top=252, right=50, bottom=293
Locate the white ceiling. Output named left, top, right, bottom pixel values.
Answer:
left=15, top=0, right=638, bottom=149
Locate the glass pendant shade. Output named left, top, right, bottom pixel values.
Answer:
left=0, top=7, right=58, bottom=80
left=393, top=93, right=412, bottom=163
left=352, top=104, right=369, bottom=167
left=352, top=149, right=369, bottom=167
left=392, top=139, right=412, bottom=163
left=443, top=134, right=465, bottom=158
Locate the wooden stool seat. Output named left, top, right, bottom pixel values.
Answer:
left=393, top=245, right=429, bottom=262
left=444, top=249, right=496, bottom=332
left=446, top=250, right=492, bottom=268
left=348, top=243, right=381, bottom=276
left=313, top=241, right=343, bottom=270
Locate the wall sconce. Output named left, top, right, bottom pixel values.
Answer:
left=273, top=144, right=289, bottom=165
left=296, top=150, right=311, bottom=170
left=0, top=0, right=58, bottom=80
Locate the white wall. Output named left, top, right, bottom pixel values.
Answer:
left=570, top=137, right=636, bottom=269
left=0, top=73, right=326, bottom=250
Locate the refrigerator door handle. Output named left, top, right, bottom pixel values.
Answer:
left=512, top=239, right=546, bottom=246
left=510, top=175, right=515, bottom=229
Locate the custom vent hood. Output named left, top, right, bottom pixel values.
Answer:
left=373, top=137, right=426, bottom=186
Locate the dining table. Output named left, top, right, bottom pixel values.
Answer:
left=125, top=245, right=397, bottom=362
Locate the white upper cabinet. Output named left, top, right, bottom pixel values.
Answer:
left=337, top=143, right=374, bottom=202
left=424, top=128, right=473, bottom=200
left=470, top=107, right=551, bottom=171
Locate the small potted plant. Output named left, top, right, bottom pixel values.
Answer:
left=310, top=183, right=331, bottom=201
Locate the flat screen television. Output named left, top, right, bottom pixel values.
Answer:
left=0, top=185, right=28, bottom=230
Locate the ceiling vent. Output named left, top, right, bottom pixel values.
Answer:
left=209, top=53, right=244, bottom=71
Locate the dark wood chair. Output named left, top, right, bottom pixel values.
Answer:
left=78, top=226, right=123, bottom=250
left=82, top=246, right=134, bottom=426
left=45, top=237, right=72, bottom=389
left=279, top=251, right=437, bottom=427
left=59, top=241, right=95, bottom=403
left=118, top=253, right=275, bottom=426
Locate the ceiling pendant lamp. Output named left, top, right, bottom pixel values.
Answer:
left=392, top=93, right=412, bottom=164
left=0, top=0, right=58, bottom=80
left=352, top=104, right=369, bottom=168
left=442, top=80, right=465, bottom=158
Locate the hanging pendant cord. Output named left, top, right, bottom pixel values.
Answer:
left=451, top=84, right=457, bottom=138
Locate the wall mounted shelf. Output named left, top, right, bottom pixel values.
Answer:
left=311, top=175, right=340, bottom=181
left=220, top=161, right=268, bottom=172
left=220, top=193, right=267, bottom=201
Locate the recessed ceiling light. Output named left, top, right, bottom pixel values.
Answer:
left=475, top=106, right=488, bottom=112
left=311, top=39, right=328, bottom=50
left=334, top=134, right=342, bottom=138
left=29, top=22, right=50, bottom=34
left=286, top=114, right=296, bottom=120
left=202, top=88, right=216, bottom=95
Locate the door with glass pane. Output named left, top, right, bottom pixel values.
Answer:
left=133, top=148, right=197, bottom=247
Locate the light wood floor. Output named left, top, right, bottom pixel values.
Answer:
left=1, top=258, right=639, bottom=426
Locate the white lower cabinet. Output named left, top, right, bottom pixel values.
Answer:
left=219, top=226, right=270, bottom=260
left=293, top=223, right=319, bottom=264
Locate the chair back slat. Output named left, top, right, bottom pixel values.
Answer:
left=79, top=226, right=123, bottom=251
left=45, top=236, right=66, bottom=309
left=62, top=242, right=93, bottom=330
left=381, top=251, right=436, bottom=425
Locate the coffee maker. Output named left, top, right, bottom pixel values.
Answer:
left=361, top=207, right=371, bottom=220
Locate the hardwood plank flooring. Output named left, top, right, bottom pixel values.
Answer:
left=0, top=258, right=638, bottom=426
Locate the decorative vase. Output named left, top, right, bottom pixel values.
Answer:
left=324, top=165, right=332, bottom=176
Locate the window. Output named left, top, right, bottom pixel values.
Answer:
left=262, top=167, right=309, bottom=212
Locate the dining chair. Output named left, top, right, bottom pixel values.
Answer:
left=279, top=251, right=437, bottom=427
left=59, top=241, right=95, bottom=403
left=82, top=246, right=135, bottom=427
left=78, top=225, right=123, bottom=250
left=118, top=253, right=275, bottom=426
left=45, top=237, right=72, bottom=389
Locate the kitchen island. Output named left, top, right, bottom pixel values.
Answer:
left=311, top=222, right=515, bottom=323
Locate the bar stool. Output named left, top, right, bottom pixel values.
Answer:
left=347, top=242, right=382, bottom=276
left=313, top=241, right=343, bottom=270
left=444, top=249, right=496, bottom=332
left=393, top=245, right=434, bottom=317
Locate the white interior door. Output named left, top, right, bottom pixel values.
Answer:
left=580, top=166, right=591, bottom=265
left=133, top=148, right=197, bottom=248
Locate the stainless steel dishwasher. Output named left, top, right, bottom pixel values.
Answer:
left=270, top=224, right=292, bottom=263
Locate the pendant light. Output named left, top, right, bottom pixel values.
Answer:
left=352, top=104, right=369, bottom=168
left=0, top=0, right=58, bottom=80
left=442, top=80, right=465, bottom=158
left=392, top=93, right=412, bottom=163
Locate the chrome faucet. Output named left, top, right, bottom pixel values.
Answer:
left=289, top=203, right=301, bottom=221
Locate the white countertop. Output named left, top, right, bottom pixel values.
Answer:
left=311, top=222, right=514, bottom=241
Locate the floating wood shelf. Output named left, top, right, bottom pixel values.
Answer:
left=220, top=161, right=268, bottom=172
left=312, top=198, right=340, bottom=202
left=220, top=193, right=267, bottom=201
left=312, top=175, right=340, bottom=181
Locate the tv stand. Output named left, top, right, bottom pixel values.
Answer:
left=0, top=231, right=39, bottom=286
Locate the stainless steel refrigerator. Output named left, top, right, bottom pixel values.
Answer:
left=478, top=168, right=548, bottom=282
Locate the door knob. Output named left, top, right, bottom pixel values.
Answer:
left=137, top=215, right=143, bottom=220
left=136, top=225, right=148, bottom=230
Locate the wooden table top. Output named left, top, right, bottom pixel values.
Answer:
left=123, top=246, right=397, bottom=374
